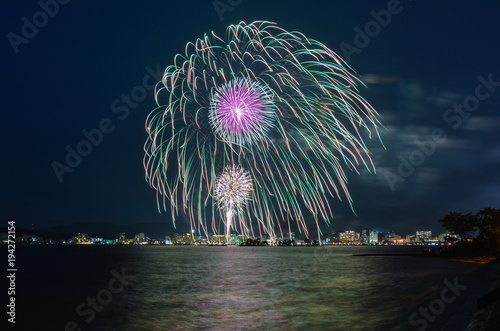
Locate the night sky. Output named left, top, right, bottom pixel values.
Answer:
left=2, top=0, right=499, bottom=236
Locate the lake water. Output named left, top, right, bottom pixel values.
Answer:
left=11, top=245, right=494, bottom=330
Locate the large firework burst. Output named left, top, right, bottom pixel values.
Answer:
left=144, top=21, right=383, bottom=240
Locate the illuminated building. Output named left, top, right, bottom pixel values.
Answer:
left=70, top=233, right=91, bottom=244
left=210, top=234, right=236, bottom=244
left=360, top=230, right=368, bottom=243
left=339, top=231, right=360, bottom=243
left=134, top=233, right=146, bottom=242
left=416, top=231, right=432, bottom=241
left=22, top=234, right=43, bottom=243
left=174, top=233, right=193, bottom=245
left=90, top=237, right=104, bottom=244
left=385, top=232, right=401, bottom=243
left=369, top=230, right=378, bottom=244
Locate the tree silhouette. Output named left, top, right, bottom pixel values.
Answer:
left=438, top=211, right=477, bottom=240
left=476, top=207, right=500, bottom=238
left=438, top=207, right=500, bottom=257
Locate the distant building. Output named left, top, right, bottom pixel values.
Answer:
left=369, top=230, right=378, bottom=244
left=70, top=233, right=91, bottom=244
left=22, top=234, right=43, bottom=243
left=134, top=233, right=146, bottom=243
left=116, top=232, right=126, bottom=244
left=360, top=230, right=368, bottom=244
left=385, top=232, right=402, bottom=244
left=385, top=232, right=399, bottom=239
left=285, top=232, right=295, bottom=241
left=209, top=233, right=236, bottom=244
left=416, top=231, right=432, bottom=241
left=90, top=237, right=104, bottom=244
left=210, top=234, right=225, bottom=245
left=339, top=231, right=360, bottom=243
left=275, top=237, right=285, bottom=245
left=174, top=233, right=193, bottom=245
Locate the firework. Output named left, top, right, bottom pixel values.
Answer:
left=144, top=21, right=383, bottom=241
left=209, top=77, right=275, bottom=146
left=214, top=165, right=253, bottom=242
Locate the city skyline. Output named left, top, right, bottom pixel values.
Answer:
left=2, top=221, right=449, bottom=245
left=2, top=1, right=500, bottom=236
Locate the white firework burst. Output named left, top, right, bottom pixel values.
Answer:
left=214, top=165, right=253, bottom=242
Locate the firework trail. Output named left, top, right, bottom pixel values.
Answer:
left=144, top=21, right=383, bottom=241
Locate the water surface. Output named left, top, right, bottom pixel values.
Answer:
left=13, top=245, right=488, bottom=330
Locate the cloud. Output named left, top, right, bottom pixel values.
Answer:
left=362, top=74, right=401, bottom=85
left=464, top=116, right=500, bottom=132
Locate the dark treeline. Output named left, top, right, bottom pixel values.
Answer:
left=439, top=207, right=500, bottom=257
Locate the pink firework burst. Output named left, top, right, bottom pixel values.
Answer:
left=209, top=77, right=275, bottom=145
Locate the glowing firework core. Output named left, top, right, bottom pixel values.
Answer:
left=209, top=77, right=275, bottom=145
left=214, top=165, right=253, bottom=242
left=215, top=165, right=253, bottom=210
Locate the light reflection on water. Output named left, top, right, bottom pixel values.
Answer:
left=92, top=246, right=483, bottom=330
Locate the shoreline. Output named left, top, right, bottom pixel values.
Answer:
left=353, top=253, right=498, bottom=264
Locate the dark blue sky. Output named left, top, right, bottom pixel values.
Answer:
left=2, top=0, right=499, bottom=236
